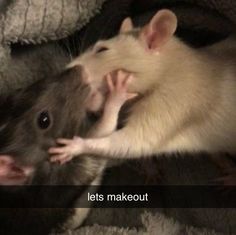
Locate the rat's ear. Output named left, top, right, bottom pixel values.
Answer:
left=139, top=9, right=177, bottom=51
left=0, top=155, right=33, bottom=185
left=119, top=17, right=134, bottom=33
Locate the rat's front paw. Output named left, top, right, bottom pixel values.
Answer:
left=105, top=70, right=137, bottom=109
left=49, top=136, right=85, bottom=164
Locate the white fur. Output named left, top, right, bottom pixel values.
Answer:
left=68, top=10, right=236, bottom=159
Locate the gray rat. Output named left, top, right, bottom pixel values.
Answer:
left=0, top=67, right=98, bottom=234
left=0, top=63, right=134, bottom=234
left=0, top=68, right=86, bottom=232
left=0, top=66, right=102, bottom=186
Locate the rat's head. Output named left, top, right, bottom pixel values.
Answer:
left=0, top=66, right=104, bottom=185
left=69, top=10, right=178, bottom=94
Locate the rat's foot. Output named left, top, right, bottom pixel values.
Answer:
left=49, top=137, right=85, bottom=164
left=104, top=70, right=137, bottom=110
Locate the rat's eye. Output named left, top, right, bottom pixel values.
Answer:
left=95, top=46, right=109, bottom=54
left=37, top=111, right=51, bottom=130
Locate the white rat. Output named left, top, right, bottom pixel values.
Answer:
left=49, top=10, right=236, bottom=165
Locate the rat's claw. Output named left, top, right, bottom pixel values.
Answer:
left=116, top=70, right=134, bottom=89
left=59, top=155, right=73, bottom=165
left=51, top=154, right=68, bottom=164
left=123, top=74, right=134, bottom=86
left=48, top=146, right=67, bottom=155
left=116, top=70, right=127, bottom=89
left=50, top=155, right=60, bottom=163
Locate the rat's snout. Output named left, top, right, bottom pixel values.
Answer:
left=65, top=64, right=89, bottom=84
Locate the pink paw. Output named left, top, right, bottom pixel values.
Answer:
left=105, top=70, right=137, bottom=108
left=49, top=136, right=85, bottom=164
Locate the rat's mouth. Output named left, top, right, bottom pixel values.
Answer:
left=4, top=165, right=34, bottom=186
left=0, top=155, right=35, bottom=185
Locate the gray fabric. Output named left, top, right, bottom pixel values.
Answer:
left=0, top=0, right=106, bottom=95
left=73, top=156, right=233, bottom=235
left=0, top=0, right=105, bottom=44
left=68, top=212, right=222, bottom=235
